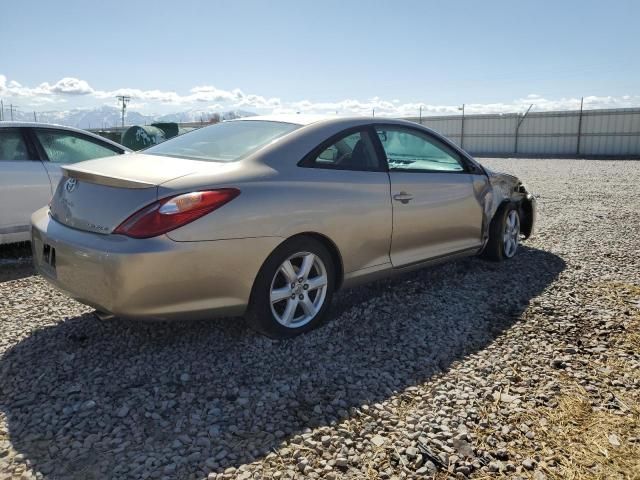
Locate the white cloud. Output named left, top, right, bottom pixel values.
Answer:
left=189, top=85, right=244, bottom=102
left=123, top=101, right=147, bottom=110
left=0, top=76, right=94, bottom=97
left=91, top=84, right=282, bottom=109
left=45, top=77, right=94, bottom=95
left=94, top=87, right=182, bottom=104
left=1, top=74, right=639, bottom=116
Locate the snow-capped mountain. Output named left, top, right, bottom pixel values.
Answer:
left=3, top=106, right=256, bottom=129
left=155, top=109, right=256, bottom=124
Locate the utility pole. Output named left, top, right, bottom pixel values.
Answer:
left=419, top=105, right=423, bottom=123
left=116, top=95, right=130, bottom=127
left=372, top=108, right=375, bottom=117
left=33, top=111, right=37, bottom=122
left=0, top=99, right=3, bottom=121
left=7, top=104, right=17, bottom=121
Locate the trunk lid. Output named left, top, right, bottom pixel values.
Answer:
left=61, top=153, right=204, bottom=186
left=49, top=153, right=206, bottom=234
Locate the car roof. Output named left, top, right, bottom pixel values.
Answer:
left=0, top=121, right=130, bottom=151
left=233, top=115, right=481, bottom=171
left=236, top=114, right=336, bottom=126
left=236, top=114, right=421, bottom=128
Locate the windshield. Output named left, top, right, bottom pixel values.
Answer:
left=145, top=120, right=300, bottom=162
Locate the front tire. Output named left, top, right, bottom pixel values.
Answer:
left=482, top=203, right=521, bottom=261
left=246, top=236, right=335, bottom=338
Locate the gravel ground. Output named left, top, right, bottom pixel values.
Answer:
left=0, top=158, right=638, bottom=480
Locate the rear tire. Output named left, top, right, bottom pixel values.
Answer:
left=246, top=236, right=335, bottom=338
left=482, top=202, right=521, bottom=261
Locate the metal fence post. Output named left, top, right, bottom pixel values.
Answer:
left=576, top=96, right=584, bottom=156
left=459, top=104, right=465, bottom=148
left=514, top=114, right=519, bottom=154
left=514, top=104, right=533, bottom=155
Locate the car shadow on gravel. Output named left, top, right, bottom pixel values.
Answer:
left=0, top=246, right=565, bottom=479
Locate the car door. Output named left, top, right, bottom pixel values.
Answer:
left=297, top=127, right=392, bottom=273
left=31, top=128, right=124, bottom=189
left=374, top=125, right=484, bottom=267
left=0, top=127, right=52, bottom=243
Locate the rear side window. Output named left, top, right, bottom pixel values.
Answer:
left=302, top=130, right=382, bottom=172
left=377, top=127, right=465, bottom=172
left=0, top=130, right=30, bottom=161
left=145, top=120, right=300, bottom=162
left=35, top=129, right=122, bottom=163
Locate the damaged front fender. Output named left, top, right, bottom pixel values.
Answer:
left=480, top=167, right=537, bottom=241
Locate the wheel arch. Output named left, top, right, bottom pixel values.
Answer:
left=284, top=232, right=345, bottom=290
left=250, top=231, right=345, bottom=303
left=245, top=231, right=342, bottom=337
left=488, top=196, right=533, bottom=239
left=482, top=200, right=520, bottom=261
left=519, top=196, right=535, bottom=239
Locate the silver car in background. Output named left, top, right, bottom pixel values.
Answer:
left=32, top=116, right=536, bottom=337
left=0, top=122, right=128, bottom=244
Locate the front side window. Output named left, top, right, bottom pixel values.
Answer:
left=304, top=130, right=381, bottom=171
left=35, top=130, right=121, bottom=163
left=0, top=130, right=30, bottom=161
left=377, top=127, right=464, bottom=172
left=145, top=120, right=300, bottom=162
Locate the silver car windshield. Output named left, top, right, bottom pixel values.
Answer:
left=145, top=120, right=300, bottom=162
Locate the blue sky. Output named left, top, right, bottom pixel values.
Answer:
left=1, top=0, right=639, bottom=116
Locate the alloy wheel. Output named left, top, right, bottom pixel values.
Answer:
left=269, top=252, right=328, bottom=328
left=503, top=210, right=520, bottom=258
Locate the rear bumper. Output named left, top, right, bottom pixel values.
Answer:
left=31, top=207, right=282, bottom=320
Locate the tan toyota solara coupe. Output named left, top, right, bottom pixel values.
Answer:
left=32, top=115, right=536, bottom=337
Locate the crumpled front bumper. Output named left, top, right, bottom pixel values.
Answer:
left=521, top=192, right=537, bottom=239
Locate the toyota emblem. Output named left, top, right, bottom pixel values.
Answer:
left=65, top=178, right=78, bottom=193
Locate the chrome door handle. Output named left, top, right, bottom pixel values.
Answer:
left=393, top=192, right=413, bottom=204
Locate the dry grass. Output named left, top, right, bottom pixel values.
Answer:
left=527, top=384, right=640, bottom=480
left=513, top=282, right=640, bottom=480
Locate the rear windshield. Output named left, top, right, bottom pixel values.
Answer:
left=144, top=120, right=300, bottom=162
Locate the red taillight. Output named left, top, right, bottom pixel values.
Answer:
left=113, top=188, right=240, bottom=238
